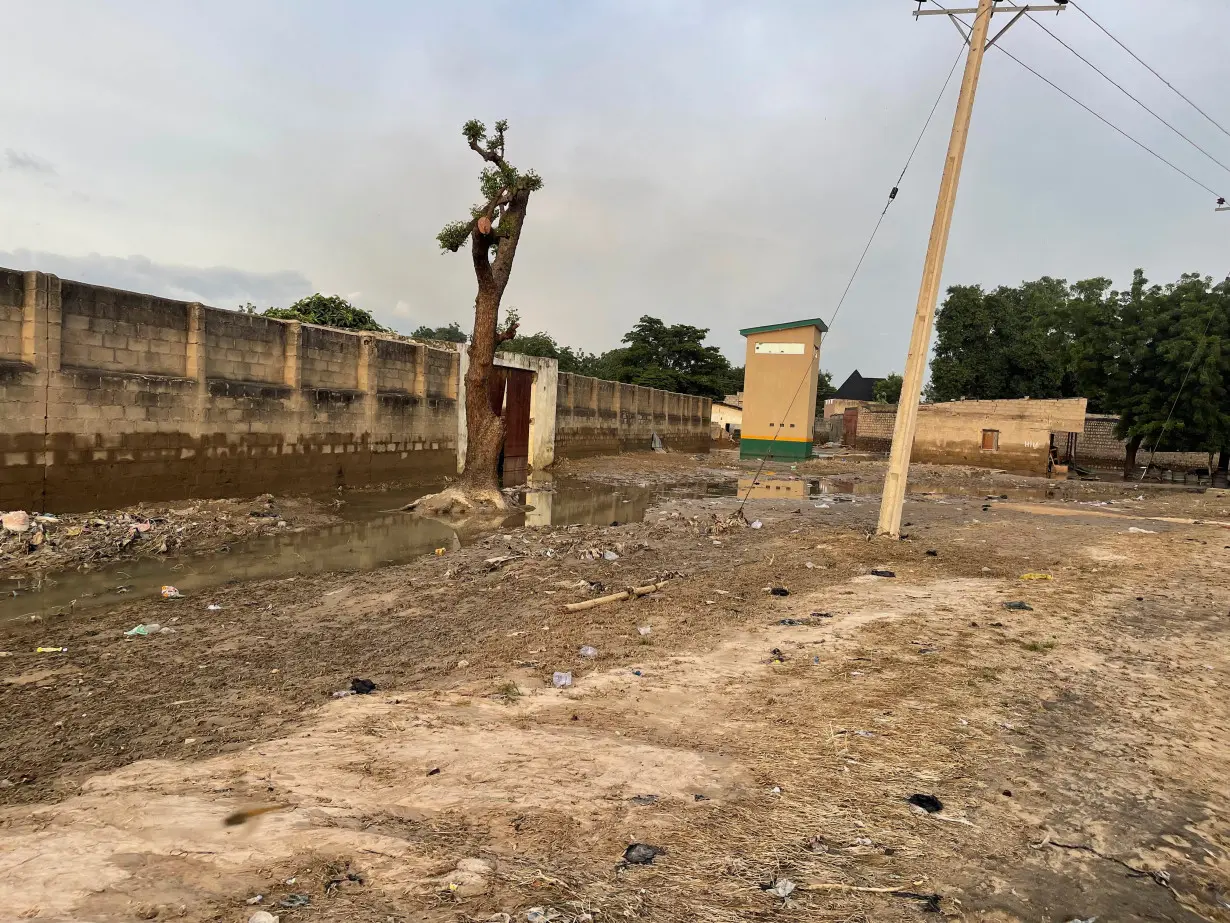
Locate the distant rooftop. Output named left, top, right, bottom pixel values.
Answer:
left=739, top=317, right=829, bottom=337
left=832, top=370, right=882, bottom=401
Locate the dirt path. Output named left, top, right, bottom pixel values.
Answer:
left=1, top=461, right=1227, bottom=922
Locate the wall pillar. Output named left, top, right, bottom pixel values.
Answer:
left=358, top=335, right=377, bottom=447
left=186, top=303, right=207, bottom=440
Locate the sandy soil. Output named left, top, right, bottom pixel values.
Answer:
left=1, top=454, right=1228, bottom=923
left=0, top=496, right=343, bottom=583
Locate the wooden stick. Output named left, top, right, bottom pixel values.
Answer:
left=564, top=581, right=668, bottom=612
left=803, top=883, right=918, bottom=894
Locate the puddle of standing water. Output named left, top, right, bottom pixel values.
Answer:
left=0, top=477, right=734, bottom=621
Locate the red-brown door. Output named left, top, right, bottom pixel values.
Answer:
left=502, top=369, right=533, bottom=486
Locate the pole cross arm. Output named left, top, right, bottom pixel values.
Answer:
left=914, top=4, right=1068, bottom=16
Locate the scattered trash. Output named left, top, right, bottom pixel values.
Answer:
left=907, top=793, right=944, bottom=813
left=427, top=767, right=441, bottom=776
left=552, top=671, right=573, bottom=688
left=628, top=794, right=659, bottom=806
left=778, top=618, right=805, bottom=626
left=525, top=909, right=561, bottom=923
left=750, top=520, right=763, bottom=529
left=2, top=511, right=31, bottom=533
left=763, top=878, right=796, bottom=899
left=814, top=503, right=830, bottom=509
left=206, top=603, right=223, bottom=611
left=693, top=793, right=710, bottom=801
left=36, top=647, right=67, bottom=653
left=811, top=611, right=833, bottom=619
left=1063, top=918, right=1097, bottom=923
left=434, top=547, right=446, bottom=555
left=1020, top=573, right=1052, bottom=580
left=925, top=550, right=938, bottom=557
left=1003, top=601, right=1033, bottom=611
left=804, top=561, right=816, bottom=568
left=248, top=912, right=278, bottom=923
left=631, top=669, right=642, bottom=677
left=769, top=586, right=790, bottom=596
left=602, top=550, right=620, bottom=561
left=160, top=585, right=182, bottom=599
left=245, top=895, right=264, bottom=905
left=579, top=645, right=598, bottom=658
left=279, top=894, right=310, bottom=909
left=769, top=648, right=787, bottom=663
left=457, top=659, right=469, bottom=668
left=637, top=625, right=652, bottom=637
left=1127, top=527, right=1156, bottom=534
left=123, top=623, right=163, bottom=637
left=350, top=677, right=376, bottom=694
left=806, top=835, right=828, bottom=853
left=622, top=843, right=663, bottom=865
left=331, top=690, right=354, bottom=699
left=870, top=569, right=896, bottom=578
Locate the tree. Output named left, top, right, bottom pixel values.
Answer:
left=414, top=119, right=543, bottom=514
left=874, top=372, right=903, bottom=404
left=815, top=369, right=835, bottom=409
left=585, top=316, right=740, bottom=399
left=410, top=322, right=468, bottom=342
left=264, top=294, right=387, bottom=332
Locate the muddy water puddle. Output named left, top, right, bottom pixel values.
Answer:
left=0, top=478, right=734, bottom=621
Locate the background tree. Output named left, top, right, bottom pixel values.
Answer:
left=498, top=309, right=596, bottom=374
left=874, top=372, right=903, bottom=404
left=410, top=322, right=467, bottom=342
left=419, top=119, right=542, bottom=512
left=584, top=316, right=742, bottom=399
left=815, top=369, right=835, bottom=409
left=927, top=270, right=1230, bottom=476
left=264, top=294, right=387, bottom=332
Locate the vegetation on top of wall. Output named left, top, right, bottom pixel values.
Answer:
left=409, top=322, right=468, bottom=342
left=261, top=294, right=388, bottom=332
left=874, top=372, right=903, bottom=404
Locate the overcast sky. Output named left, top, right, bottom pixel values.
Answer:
left=2, top=1, right=1228, bottom=382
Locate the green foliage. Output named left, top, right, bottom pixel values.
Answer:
left=437, top=119, right=543, bottom=254
left=579, top=316, right=741, bottom=399
left=927, top=270, right=1230, bottom=456
left=874, top=372, right=903, bottom=404
left=263, top=294, right=386, bottom=332
left=410, top=322, right=468, bottom=343
left=815, top=369, right=835, bottom=407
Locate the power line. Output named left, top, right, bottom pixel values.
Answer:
left=1070, top=1, right=1230, bottom=144
left=926, top=1, right=1224, bottom=200
left=1023, top=11, right=1230, bottom=180
left=828, top=41, right=967, bottom=329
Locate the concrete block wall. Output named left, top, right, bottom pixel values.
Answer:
left=0, top=269, right=460, bottom=511
left=554, top=372, right=711, bottom=457
left=1079, top=414, right=1211, bottom=469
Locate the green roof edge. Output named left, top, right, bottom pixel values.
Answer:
left=739, top=317, right=829, bottom=336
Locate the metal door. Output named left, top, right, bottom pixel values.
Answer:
left=502, top=369, right=533, bottom=486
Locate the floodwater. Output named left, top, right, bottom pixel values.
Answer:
left=0, top=477, right=734, bottom=621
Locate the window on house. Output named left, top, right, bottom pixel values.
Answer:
left=981, top=429, right=1000, bottom=451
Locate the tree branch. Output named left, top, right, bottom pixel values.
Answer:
left=496, top=318, right=519, bottom=344
left=490, top=192, right=529, bottom=296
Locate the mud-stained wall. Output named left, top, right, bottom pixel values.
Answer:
left=847, top=399, right=1088, bottom=475
left=0, top=269, right=459, bottom=512
left=554, top=372, right=711, bottom=458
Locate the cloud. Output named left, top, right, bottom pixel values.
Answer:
left=0, top=249, right=313, bottom=309
left=4, top=149, right=56, bottom=175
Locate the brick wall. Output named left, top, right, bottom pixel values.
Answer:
left=0, top=269, right=460, bottom=511
left=554, top=372, right=711, bottom=458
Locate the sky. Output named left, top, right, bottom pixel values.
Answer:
left=2, top=1, right=1228, bottom=383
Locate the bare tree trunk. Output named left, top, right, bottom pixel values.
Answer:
left=458, top=283, right=505, bottom=500
left=1217, top=446, right=1229, bottom=474
left=1123, top=433, right=1143, bottom=480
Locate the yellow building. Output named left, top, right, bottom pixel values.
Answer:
left=738, top=318, right=826, bottom=460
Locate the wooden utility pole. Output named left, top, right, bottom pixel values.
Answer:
left=876, top=0, right=1066, bottom=537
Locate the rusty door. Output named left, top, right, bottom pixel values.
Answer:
left=502, top=369, right=533, bottom=486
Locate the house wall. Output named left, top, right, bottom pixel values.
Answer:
left=740, top=325, right=822, bottom=459
left=553, top=373, right=711, bottom=457
left=846, top=398, right=1088, bottom=475
left=0, top=269, right=459, bottom=511
left=711, top=403, right=743, bottom=429
left=1078, top=414, right=1211, bottom=469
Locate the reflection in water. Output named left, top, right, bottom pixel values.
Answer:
left=0, top=478, right=734, bottom=621
left=736, top=477, right=813, bottom=499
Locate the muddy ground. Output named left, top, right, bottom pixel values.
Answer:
left=1, top=451, right=1228, bottom=923
left=0, top=496, right=342, bottom=582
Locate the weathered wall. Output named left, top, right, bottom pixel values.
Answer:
left=0, top=269, right=460, bottom=511
left=553, top=373, right=711, bottom=458
left=847, top=399, right=1088, bottom=475
left=1078, top=414, right=1210, bottom=469
left=456, top=351, right=559, bottom=473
